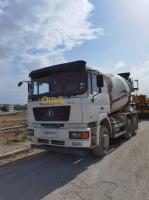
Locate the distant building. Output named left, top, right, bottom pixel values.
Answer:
left=8, top=105, right=14, bottom=113
left=0, top=104, right=14, bottom=112
left=0, top=104, right=27, bottom=112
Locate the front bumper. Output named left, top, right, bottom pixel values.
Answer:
left=28, top=126, right=91, bottom=148
left=31, top=144, right=89, bottom=156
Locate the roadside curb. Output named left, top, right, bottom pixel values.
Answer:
left=0, top=147, right=31, bottom=160
left=0, top=148, right=46, bottom=167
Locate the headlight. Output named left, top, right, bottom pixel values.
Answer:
left=28, top=129, right=34, bottom=136
left=69, top=131, right=89, bottom=139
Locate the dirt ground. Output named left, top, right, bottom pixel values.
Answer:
left=0, top=112, right=27, bottom=145
left=0, top=111, right=27, bottom=128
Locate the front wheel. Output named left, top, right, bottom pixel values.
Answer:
left=92, top=125, right=110, bottom=157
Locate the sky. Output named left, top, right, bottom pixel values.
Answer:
left=0, top=0, right=149, bottom=104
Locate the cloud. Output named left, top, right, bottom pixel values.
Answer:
left=0, top=0, right=103, bottom=70
left=113, top=61, right=127, bottom=70
left=0, top=0, right=103, bottom=103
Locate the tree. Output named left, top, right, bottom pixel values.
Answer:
left=1, top=105, right=8, bottom=112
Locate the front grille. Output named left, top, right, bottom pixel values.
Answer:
left=33, top=106, right=71, bottom=121
left=41, top=123, right=64, bottom=128
left=38, top=139, right=49, bottom=144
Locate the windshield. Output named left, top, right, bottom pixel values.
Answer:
left=29, top=70, right=87, bottom=97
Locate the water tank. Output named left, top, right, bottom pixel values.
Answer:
left=106, top=74, right=131, bottom=113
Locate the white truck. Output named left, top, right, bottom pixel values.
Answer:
left=18, top=60, right=139, bottom=156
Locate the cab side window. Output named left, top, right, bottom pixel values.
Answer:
left=88, top=73, right=92, bottom=94
left=91, top=73, right=99, bottom=94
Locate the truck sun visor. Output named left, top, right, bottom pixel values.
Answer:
left=29, top=60, right=86, bottom=79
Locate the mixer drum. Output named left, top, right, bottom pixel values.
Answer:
left=107, top=74, right=131, bottom=113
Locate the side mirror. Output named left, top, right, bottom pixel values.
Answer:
left=18, top=81, right=30, bottom=88
left=18, top=82, right=23, bottom=87
left=97, top=75, right=104, bottom=88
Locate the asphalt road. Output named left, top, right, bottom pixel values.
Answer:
left=0, top=121, right=149, bottom=200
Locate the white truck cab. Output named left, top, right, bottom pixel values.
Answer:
left=19, top=60, right=138, bottom=156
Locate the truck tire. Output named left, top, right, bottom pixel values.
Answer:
left=123, top=119, right=133, bottom=139
left=92, top=125, right=109, bottom=157
left=132, top=117, right=138, bottom=136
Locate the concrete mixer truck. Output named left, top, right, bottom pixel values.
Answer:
left=18, top=60, right=139, bottom=156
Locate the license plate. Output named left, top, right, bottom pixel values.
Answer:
left=44, top=130, right=58, bottom=137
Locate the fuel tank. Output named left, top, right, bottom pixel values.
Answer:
left=106, top=74, right=131, bottom=113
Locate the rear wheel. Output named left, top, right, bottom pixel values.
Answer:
left=92, top=125, right=110, bottom=157
left=123, top=119, right=133, bottom=139
left=132, top=117, right=138, bottom=136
